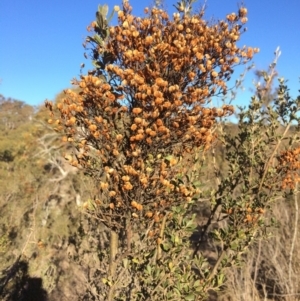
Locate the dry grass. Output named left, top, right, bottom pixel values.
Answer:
left=1, top=118, right=300, bottom=300
left=217, top=191, right=300, bottom=301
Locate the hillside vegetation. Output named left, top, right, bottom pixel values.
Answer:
left=0, top=87, right=299, bottom=301
left=1, top=1, right=300, bottom=300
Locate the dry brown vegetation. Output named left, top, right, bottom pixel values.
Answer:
left=1, top=1, right=300, bottom=300
left=0, top=95, right=300, bottom=301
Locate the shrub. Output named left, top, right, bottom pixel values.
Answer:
left=46, top=1, right=300, bottom=300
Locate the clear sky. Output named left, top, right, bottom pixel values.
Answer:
left=1, top=0, right=300, bottom=107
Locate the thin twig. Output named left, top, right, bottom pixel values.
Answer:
left=156, top=214, right=167, bottom=262
left=206, top=248, right=226, bottom=282
left=252, top=239, right=262, bottom=300
left=288, top=183, right=298, bottom=292
left=259, top=123, right=291, bottom=191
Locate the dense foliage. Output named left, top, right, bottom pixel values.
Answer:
left=1, top=1, right=300, bottom=301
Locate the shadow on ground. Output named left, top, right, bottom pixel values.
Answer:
left=0, top=257, right=48, bottom=301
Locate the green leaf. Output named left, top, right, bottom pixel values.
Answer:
left=193, top=280, right=201, bottom=287
left=185, top=219, right=195, bottom=228
left=192, top=181, right=202, bottom=188
left=93, top=34, right=104, bottom=46
left=230, top=241, right=238, bottom=251
left=86, top=35, right=104, bottom=46
left=217, top=273, right=225, bottom=285
left=132, top=258, right=139, bottom=264
left=146, top=264, right=151, bottom=274
left=174, top=235, right=179, bottom=244
left=92, top=61, right=101, bottom=68
left=123, top=258, right=128, bottom=268
left=99, top=4, right=109, bottom=18
left=165, top=155, right=174, bottom=161
left=96, top=12, right=104, bottom=29
left=185, top=294, right=195, bottom=301
left=147, top=153, right=154, bottom=162
left=107, top=7, right=115, bottom=23
left=101, top=278, right=112, bottom=286
left=161, top=243, right=170, bottom=252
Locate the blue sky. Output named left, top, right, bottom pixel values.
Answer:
left=1, top=0, right=300, bottom=107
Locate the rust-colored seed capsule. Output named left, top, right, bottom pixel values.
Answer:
left=46, top=2, right=257, bottom=234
